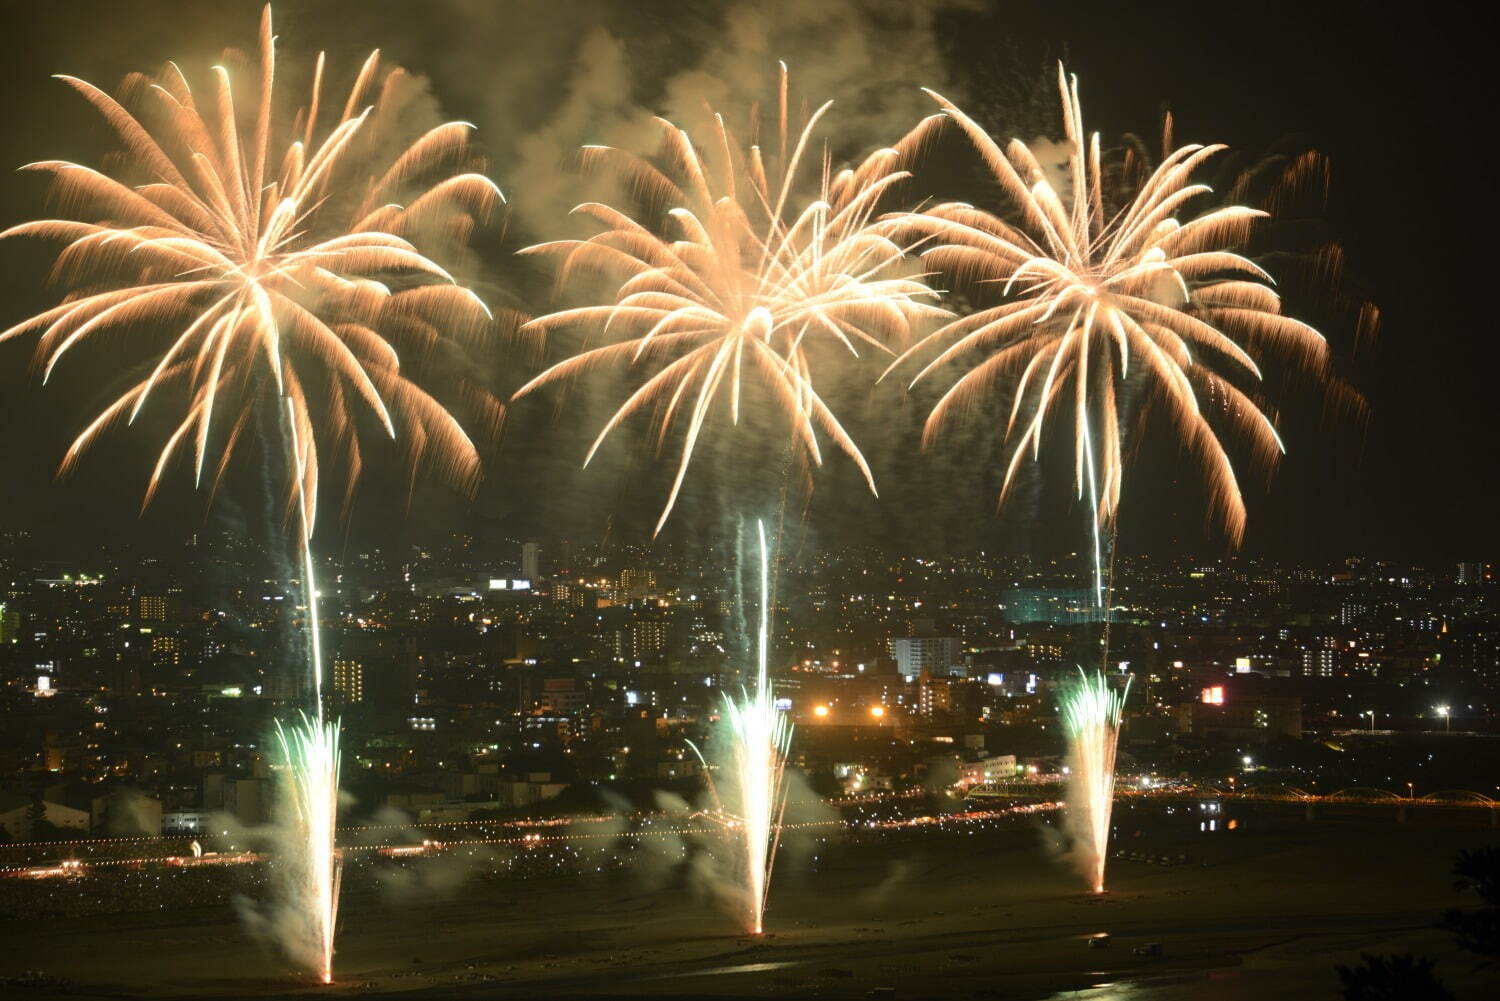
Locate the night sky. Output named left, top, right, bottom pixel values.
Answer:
left=0, top=2, right=1492, bottom=562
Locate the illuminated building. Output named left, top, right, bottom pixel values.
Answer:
left=150, top=634, right=182, bottom=667
left=136, top=594, right=167, bottom=622
left=1440, top=623, right=1500, bottom=697
left=1004, top=587, right=1106, bottom=624
left=521, top=541, right=541, bottom=583
left=918, top=670, right=955, bottom=717
left=1174, top=682, right=1302, bottom=741
left=537, top=678, right=588, bottom=714
left=1301, top=638, right=1337, bottom=678
left=1456, top=561, right=1490, bottom=585
left=959, top=754, right=1019, bottom=786
left=614, top=618, right=667, bottom=662
left=616, top=569, right=657, bottom=601
left=0, top=793, right=89, bottom=839
left=890, top=636, right=962, bottom=680
left=332, top=658, right=364, bottom=704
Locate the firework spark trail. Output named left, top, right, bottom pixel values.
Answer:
left=883, top=65, right=1331, bottom=592
left=516, top=65, right=947, bottom=534
left=1059, top=670, right=1130, bottom=893
left=282, top=395, right=340, bottom=983
left=272, top=712, right=342, bottom=984
left=690, top=521, right=792, bottom=934
left=1, top=6, right=499, bottom=982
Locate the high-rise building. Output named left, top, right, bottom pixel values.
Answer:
left=616, top=569, right=657, bottom=600
left=521, top=542, right=541, bottom=583
left=918, top=671, right=955, bottom=717
left=614, top=618, right=667, bottom=662
left=1174, top=685, right=1302, bottom=741
left=537, top=677, right=588, bottom=713
left=136, top=595, right=167, bottom=622
left=1441, top=623, right=1500, bottom=696
left=332, top=658, right=364, bottom=704
left=889, top=636, right=962, bottom=680
left=1301, top=637, right=1338, bottom=678
left=1456, top=561, right=1490, bottom=585
left=150, top=634, right=182, bottom=667
left=631, top=618, right=667, bottom=658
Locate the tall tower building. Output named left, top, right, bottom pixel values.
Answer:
left=521, top=541, right=541, bottom=583
left=331, top=658, right=364, bottom=705
left=889, top=636, right=962, bottom=681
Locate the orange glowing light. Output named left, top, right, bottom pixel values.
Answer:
left=813, top=704, right=830, bottom=718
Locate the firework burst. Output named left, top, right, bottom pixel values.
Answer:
left=886, top=65, right=1330, bottom=596
left=0, top=4, right=503, bottom=526
left=517, top=65, right=946, bottom=534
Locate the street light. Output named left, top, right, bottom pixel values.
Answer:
left=1364, top=710, right=1376, bottom=734
left=1436, top=705, right=1450, bottom=733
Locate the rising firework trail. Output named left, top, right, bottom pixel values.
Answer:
left=1, top=5, right=499, bottom=982
left=517, top=65, right=946, bottom=534
left=885, top=65, right=1330, bottom=603
left=1059, top=670, right=1130, bottom=893
left=691, top=521, right=792, bottom=934
left=280, top=395, right=339, bottom=984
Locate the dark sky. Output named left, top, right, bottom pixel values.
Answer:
left=0, top=1, right=1492, bottom=563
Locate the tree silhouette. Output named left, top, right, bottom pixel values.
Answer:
left=1438, top=845, right=1500, bottom=958
left=1335, top=953, right=1453, bottom=1001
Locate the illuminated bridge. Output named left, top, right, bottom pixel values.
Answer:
left=965, top=781, right=1500, bottom=820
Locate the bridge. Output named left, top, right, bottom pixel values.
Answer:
left=964, top=781, right=1500, bottom=821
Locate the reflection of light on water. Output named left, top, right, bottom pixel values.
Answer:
left=1042, top=982, right=1142, bottom=999
left=1041, top=968, right=1251, bottom=1000
left=652, top=961, right=800, bottom=980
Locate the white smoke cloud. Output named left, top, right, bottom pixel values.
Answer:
left=401, top=0, right=983, bottom=239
